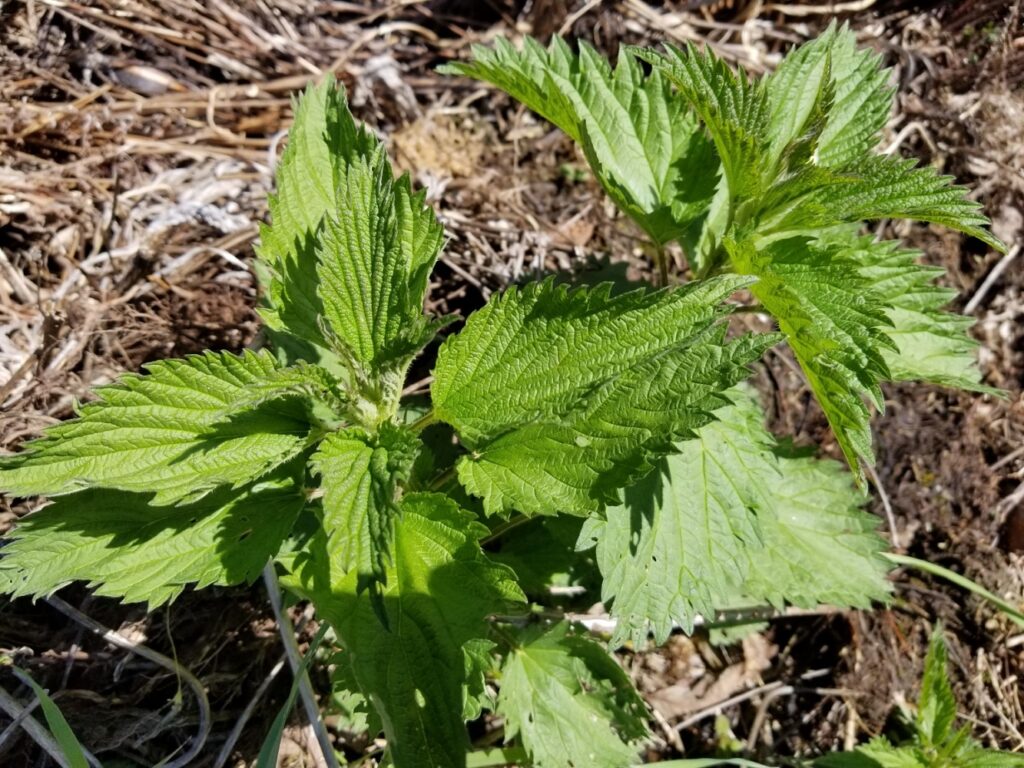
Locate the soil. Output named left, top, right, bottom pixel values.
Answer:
left=0, top=1, right=1022, bottom=766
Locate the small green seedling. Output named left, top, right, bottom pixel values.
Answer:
left=0, top=25, right=1006, bottom=767
left=817, top=627, right=1024, bottom=767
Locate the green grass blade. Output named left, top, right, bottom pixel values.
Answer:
left=10, top=667, right=90, bottom=768
left=256, top=624, right=331, bottom=768
left=885, top=552, right=1024, bottom=629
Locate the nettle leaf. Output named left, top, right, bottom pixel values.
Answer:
left=728, top=236, right=893, bottom=475
left=0, top=474, right=304, bottom=608
left=631, top=33, right=1001, bottom=476
left=311, top=424, right=419, bottom=587
left=633, top=42, right=771, bottom=203
left=851, top=237, right=996, bottom=394
left=227, top=361, right=346, bottom=414
left=440, top=36, right=716, bottom=246
left=329, top=647, right=383, bottom=736
left=765, top=23, right=893, bottom=169
left=918, top=627, right=958, bottom=748
left=497, top=621, right=648, bottom=768
left=432, top=276, right=778, bottom=515
left=580, top=390, right=889, bottom=645
left=434, top=275, right=749, bottom=441
left=766, top=155, right=1005, bottom=252
left=316, top=144, right=445, bottom=371
left=816, top=628, right=1024, bottom=767
left=257, top=76, right=377, bottom=349
left=257, top=76, right=446, bottom=402
left=284, top=493, right=523, bottom=768
left=455, top=332, right=774, bottom=516
left=0, top=350, right=314, bottom=505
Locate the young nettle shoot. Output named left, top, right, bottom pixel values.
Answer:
left=0, top=25, right=1005, bottom=768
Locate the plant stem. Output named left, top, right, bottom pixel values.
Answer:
left=653, top=242, right=669, bottom=287
left=730, top=304, right=766, bottom=314
left=410, top=409, right=435, bottom=433
left=262, top=564, right=342, bottom=768
left=884, top=552, right=1024, bottom=629
left=488, top=621, right=522, bottom=652
left=481, top=514, right=531, bottom=546
left=429, top=466, right=456, bottom=491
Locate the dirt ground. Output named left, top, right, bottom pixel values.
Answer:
left=0, top=1, right=1022, bottom=765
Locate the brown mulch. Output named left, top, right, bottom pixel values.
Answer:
left=0, top=1, right=1022, bottom=765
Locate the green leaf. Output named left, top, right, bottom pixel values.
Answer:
left=635, top=34, right=1002, bottom=263
left=284, top=493, right=524, bottom=768
left=0, top=350, right=314, bottom=504
left=497, top=621, right=648, bottom=768
left=457, top=331, right=774, bottom=516
left=854, top=238, right=997, bottom=393
left=228, top=360, right=346, bottom=414
left=434, top=276, right=749, bottom=442
left=462, top=637, right=499, bottom=721
left=257, top=76, right=447, bottom=413
left=728, top=236, right=894, bottom=477
left=955, top=750, right=1024, bottom=767
left=634, top=42, right=771, bottom=203
left=766, top=155, right=1005, bottom=253
left=764, top=23, right=838, bottom=162
left=818, top=625, right=1024, bottom=767
left=316, top=146, right=445, bottom=371
left=434, top=276, right=777, bottom=515
left=580, top=390, right=890, bottom=644
left=311, top=423, right=419, bottom=587
left=733, top=231, right=997, bottom=481
left=440, top=36, right=716, bottom=246
left=816, top=739, right=923, bottom=768
left=257, top=76, right=377, bottom=349
left=10, top=666, right=90, bottom=768
left=0, top=474, right=305, bottom=608
left=329, top=647, right=382, bottom=736
left=766, top=23, right=893, bottom=169
left=918, top=626, right=957, bottom=747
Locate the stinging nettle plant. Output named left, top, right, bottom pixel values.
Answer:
left=0, top=24, right=1007, bottom=768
